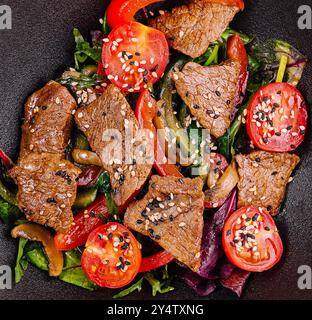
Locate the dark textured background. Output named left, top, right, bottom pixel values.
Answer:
left=0, top=0, right=312, bottom=300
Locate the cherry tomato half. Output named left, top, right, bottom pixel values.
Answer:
left=82, top=223, right=142, bottom=288
left=106, top=0, right=163, bottom=29
left=102, top=21, right=169, bottom=93
left=222, top=206, right=283, bottom=272
left=246, top=82, right=307, bottom=152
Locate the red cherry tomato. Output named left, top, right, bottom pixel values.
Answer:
left=82, top=223, right=142, bottom=288
left=106, top=0, right=163, bottom=29
left=246, top=83, right=307, bottom=152
left=102, top=21, right=169, bottom=93
left=222, top=206, right=283, bottom=272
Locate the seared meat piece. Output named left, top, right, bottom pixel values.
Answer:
left=124, top=176, right=204, bottom=272
left=20, top=81, right=77, bottom=158
left=235, top=151, right=300, bottom=215
left=8, top=153, right=81, bottom=232
left=149, top=0, right=240, bottom=58
left=75, top=85, right=153, bottom=207
left=174, top=60, right=241, bottom=138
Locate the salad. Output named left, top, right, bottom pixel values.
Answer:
left=0, top=0, right=309, bottom=298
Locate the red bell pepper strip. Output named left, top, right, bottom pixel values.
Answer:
left=139, top=250, right=175, bottom=273
left=54, top=194, right=108, bottom=251
left=0, top=149, right=14, bottom=168
left=136, top=90, right=183, bottom=178
left=227, top=33, right=249, bottom=107
left=208, top=0, right=244, bottom=10
left=76, top=165, right=102, bottom=188
left=106, top=0, right=164, bottom=29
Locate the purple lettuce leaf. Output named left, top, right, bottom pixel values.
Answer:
left=197, top=190, right=237, bottom=278
left=220, top=268, right=251, bottom=297
left=179, top=269, right=218, bottom=297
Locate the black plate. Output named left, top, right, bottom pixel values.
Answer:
left=0, top=0, right=312, bottom=300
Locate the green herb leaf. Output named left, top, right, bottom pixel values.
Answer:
left=15, top=238, right=28, bottom=283
left=96, top=172, right=120, bottom=221
left=113, top=277, right=144, bottom=299
left=73, top=28, right=102, bottom=70
left=144, top=272, right=175, bottom=297
left=0, top=198, right=21, bottom=224
left=59, top=267, right=97, bottom=291
left=59, top=249, right=97, bottom=291
left=102, top=10, right=111, bottom=36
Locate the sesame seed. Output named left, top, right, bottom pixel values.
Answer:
left=179, top=222, right=186, bottom=227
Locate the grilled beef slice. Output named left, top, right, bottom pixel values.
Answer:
left=124, top=175, right=204, bottom=272
left=20, top=81, right=77, bottom=158
left=75, top=85, right=153, bottom=207
left=8, top=153, right=81, bottom=232
left=149, top=0, right=240, bottom=58
left=235, top=151, right=300, bottom=215
left=173, top=60, right=241, bottom=138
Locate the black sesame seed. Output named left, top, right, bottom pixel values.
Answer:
left=215, top=91, right=221, bottom=97
left=125, top=261, right=131, bottom=265
left=255, top=157, right=261, bottom=162
left=156, top=111, right=161, bottom=117
left=143, top=70, right=148, bottom=76
left=277, top=90, right=282, bottom=94
left=252, top=213, right=259, bottom=221
left=271, top=171, right=278, bottom=176
left=300, top=129, right=305, bottom=135
left=185, top=91, right=189, bottom=97
left=247, top=233, right=255, bottom=239
left=128, top=54, right=133, bottom=59
left=226, top=230, right=231, bottom=236
left=47, top=197, right=57, bottom=204
left=287, top=125, right=293, bottom=130
left=301, top=101, right=306, bottom=108
left=273, top=103, right=280, bottom=108
left=129, top=61, right=135, bottom=66
left=206, top=109, right=214, bottom=115
left=42, top=106, right=48, bottom=110
left=265, top=226, right=270, bottom=231
left=267, top=205, right=272, bottom=211
left=143, top=77, right=148, bottom=84
left=226, top=100, right=231, bottom=105
left=151, top=182, right=156, bottom=189
left=136, top=219, right=143, bottom=224
left=90, top=211, right=96, bottom=218
left=123, top=232, right=130, bottom=237
left=263, top=137, right=268, bottom=143
left=230, top=241, right=235, bottom=247
left=263, top=96, right=269, bottom=102
left=233, top=239, right=240, bottom=243
left=108, top=233, right=113, bottom=240
left=290, top=144, right=296, bottom=149
left=148, top=228, right=154, bottom=235
left=169, top=215, right=174, bottom=222
left=193, top=104, right=200, bottom=109
left=214, top=114, right=220, bottom=119
left=275, top=132, right=282, bottom=136
left=155, top=235, right=161, bottom=240
left=135, top=52, right=141, bottom=56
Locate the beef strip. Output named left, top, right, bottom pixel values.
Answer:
left=173, top=60, right=241, bottom=138
left=75, top=84, right=153, bottom=207
left=8, top=153, right=81, bottom=232
left=149, top=0, right=240, bottom=58
left=20, top=81, right=77, bottom=158
left=124, top=175, right=204, bottom=272
left=235, top=151, right=300, bottom=215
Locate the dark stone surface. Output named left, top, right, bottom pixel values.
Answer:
left=0, top=0, right=311, bottom=300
